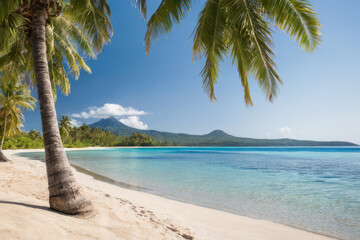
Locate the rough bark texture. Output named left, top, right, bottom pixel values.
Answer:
left=0, top=112, right=7, bottom=150
left=0, top=150, right=11, bottom=162
left=0, top=113, right=10, bottom=162
left=31, top=2, right=93, bottom=215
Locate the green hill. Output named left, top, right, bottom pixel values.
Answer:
left=89, top=117, right=357, bottom=146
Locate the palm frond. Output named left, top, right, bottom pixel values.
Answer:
left=62, top=0, right=112, bottom=53
left=193, top=0, right=228, bottom=100
left=48, top=48, right=71, bottom=99
left=0, top=81, right=36, bottom=137
left=55, top=16, right=96, bottom=59
left=0, top=13, right=24, bottom=53
left=135, top=0, right=147, bottom=18
left=52, top=28, right=89, bottom=79
left=0, top=0, right=21, bottom=22
left=229, top=26, right=253, bottom=106
left=0, top=95, right=5, bottom=106
left=145, top=0, right=192, bottom=55
left=225, top=0, right=280, bottom=101
left=260, top=0, right=321, bottom=52
left=145, top=0, right=321, bottom=104
left=0, top=38, right=29, bottom=85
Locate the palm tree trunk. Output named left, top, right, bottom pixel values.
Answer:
left=0, top=112, right=10, bottom=162
left=1, top=112, right=8, bottom=150
left=31, top=2, right=93, bottom=214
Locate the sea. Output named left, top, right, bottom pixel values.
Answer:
left=19, top=147, right=360, bottom=240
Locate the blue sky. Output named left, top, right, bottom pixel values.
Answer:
left=23, top=0, right=360, bottom=144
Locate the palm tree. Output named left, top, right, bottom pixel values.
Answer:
left=0, top=82, right=36, bottom=162
left=0, top=0, right=112, bottom=214
left=138, top=0, right=321, bottom=104
left=59, top=115, right=72, bottom=142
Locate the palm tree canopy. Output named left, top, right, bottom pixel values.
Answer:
left=0, top=0, right=112, bottom=99
left=0, top=0, right=112, bottom=214
left=0, top=82, right=36, bottom=137
left=141, top=0, right=321, bottom=105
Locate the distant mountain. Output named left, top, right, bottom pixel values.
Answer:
left=89, top=116, right=136, bottom=136
left=89, top=117, right=357, bottom=146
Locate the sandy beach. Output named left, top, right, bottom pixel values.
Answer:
left=0, top=149, right=335, bottom=240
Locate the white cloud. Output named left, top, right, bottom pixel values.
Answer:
left=71, top=103, right=146, bottom=119
left=120, top=116, right=148, bottom=130
left=70, top=118, right=82, bottom=127
left=278, top=126, right=292, bottom=137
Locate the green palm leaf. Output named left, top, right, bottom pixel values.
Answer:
left=229, top=26, right=253, bottom=105
left=193, top=0, right=228, bottom=100
left=63, top=0, right=113, bottom=53
left=145, top=0, right=192, bottom=55
left=260, top=0, right=321, bottom=52
left=0, top=82, right=36, bottom=141
left=143, top=0, right=321, bottom=104
left=0, top=0, right=111, bottom=100
left=0, top=0, right=21, bottom=22
left=136, top=0, right=147, bottom=18
left=237, top=0, right=280, bottom=101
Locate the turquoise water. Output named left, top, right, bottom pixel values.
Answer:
left=20, top=147, right=360, bottom=240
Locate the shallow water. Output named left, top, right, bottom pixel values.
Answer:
left=20, top=147, right=360, bottom=240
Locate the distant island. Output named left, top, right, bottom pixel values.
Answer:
left=3, top=116, right=356, bottom=150
left=89, top=117, right=357, bottom=147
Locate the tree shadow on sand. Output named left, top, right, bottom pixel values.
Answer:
left=0, top=200, right=63, bottom=215
left=0, top=200, right=94, bottom=218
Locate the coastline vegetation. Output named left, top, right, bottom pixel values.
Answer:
left=2, top=121, right=169, bottom=150
left=63, top=125, right=169, bottom=148
left=60, top=114, right=170, bottom=147
left=2, top=130, right=43, bottom=150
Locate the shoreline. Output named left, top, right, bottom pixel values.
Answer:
left=0, top=149, right=336, bottom=240
left=69, top=164, right=342, bottom=240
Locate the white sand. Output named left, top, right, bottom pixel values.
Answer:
left=0, top=149, right=335, bottom=240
